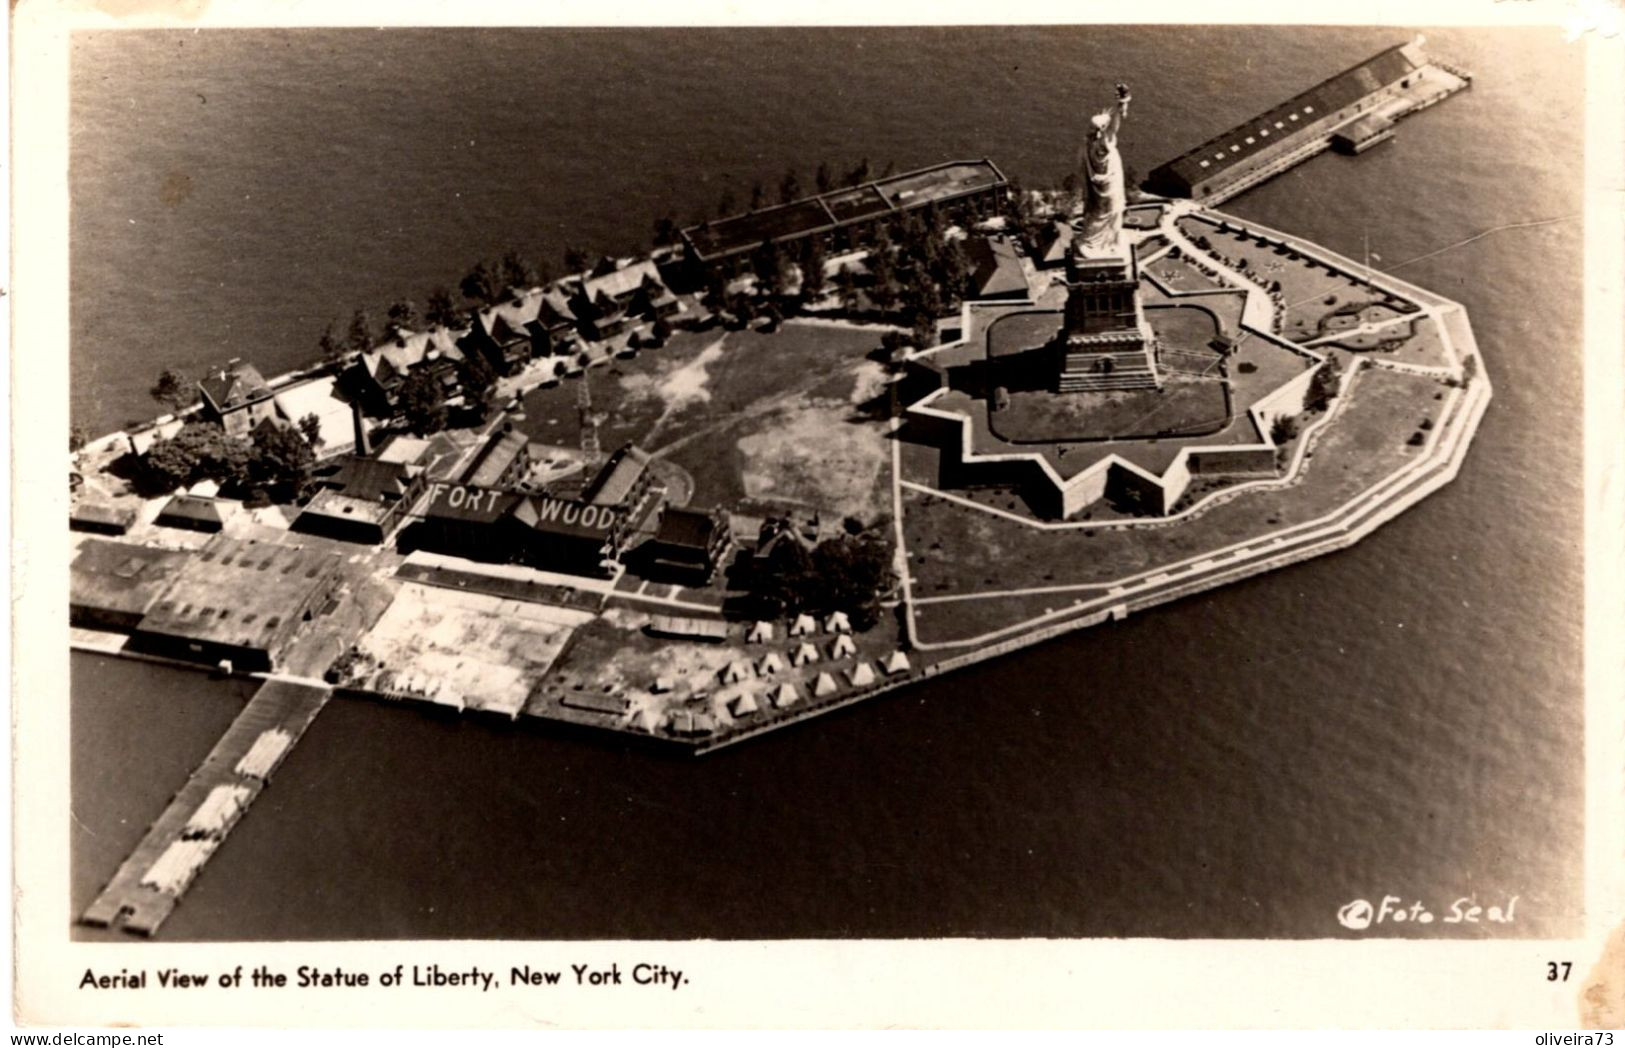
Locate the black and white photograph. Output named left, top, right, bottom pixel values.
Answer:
left=13, top=3, right=1625, bottom=1030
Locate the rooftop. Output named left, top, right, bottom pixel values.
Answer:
left=461, top=426, right=530, bottom=488
left=422, top=484, right=523, bottom=525
left=511, top=495, right=623, bottom=541
left=653, top=507, right=719, bottom=552
left=968, top=236, right=1029, bottom=298
left=681, top=159, right=1008, bottom=262
left=271, top=376, right=361, bottom=456
left=70, top=539, right=190, bottom=620
left=584, top=444, right=652, bottom=507
left=1155, top=40, right=1426, bottom=188
left=156, top=494, right=227, bottom=529
left=198, top=361, right=273, bottom=413
left=137, top=537, right=344, bottom=650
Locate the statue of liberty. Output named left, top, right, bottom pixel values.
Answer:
left=1075, top=82, right=1132, bottom=257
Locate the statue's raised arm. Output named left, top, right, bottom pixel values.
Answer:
left=1108, top=82, right=1131, bottom=139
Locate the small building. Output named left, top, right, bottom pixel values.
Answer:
left=155, top=494, right=229, bottom=534
left=129, top=536, right=345, bottom=673
left=291, top=455, right=427, bottom=545
left=197, top=360, right=276, bottom=437
left=70, top=539, right=189, bottom=631
left=829, top=633, right=857, bottom=660
left=967, top=235, right=1030, bottom=300
left=69, top=500, right=135, bottom=536
left=646, top=615, right=729, bottom=641
left=811, top=672, right=839, bottom=698
left=639, top=506, right=732, bottom=584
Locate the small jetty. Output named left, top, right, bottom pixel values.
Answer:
left=81, top=679, right=330, bottom=936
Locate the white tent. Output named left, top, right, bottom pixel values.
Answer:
left=790, top=642, right=820, bottom=667
left=720, top=660, right=752, bottom=684
left=770, top=682, right=799, bottom=708
left=846, top=662, right=877, bottom=687
left=882, top=650, right=912, bottom=675
left=790, top=613, right=818, bottom=637
left=729, top=691, right=760, bottom=717
left=812, top=672, right=839, bottom=697
left=756, top=651, right=786, bottom=676
left=746, top=621, right=775, bottom=644
left=828, top=634, right=857, bottom=659
left=824, top=610, right=852, bottom=634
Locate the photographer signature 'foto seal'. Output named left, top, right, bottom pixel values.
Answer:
left=1337, top=894, right=1519, bottom=931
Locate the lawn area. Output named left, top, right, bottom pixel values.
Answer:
left=1145, top=252, right=1232, bottom=295
left=573, top=320, right=898, bottom=522
left=992, top=375, right=1230, bottom=443
left=519, top=323, right=895, bottom=518
left=1328, top=314, right=1453, bottom=370
left=1229, top=331, right=1314, bottom=407
left=1123, top=204, right=1165, bottom=230
left=987, top=310, right=1063, bottom=358
left=900, top=365, right=1448, bottom=614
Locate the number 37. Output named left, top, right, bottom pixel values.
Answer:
left=1547, top=961, right=1572, bottom=981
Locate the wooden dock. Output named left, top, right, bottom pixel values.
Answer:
left=81, top=679, right=330, bottom=936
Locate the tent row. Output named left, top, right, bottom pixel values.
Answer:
left=722, top=635, right=899, bottom=683
left=748, top=611, right=853, bottom=643
left=724, top=652, right=914, bottom=720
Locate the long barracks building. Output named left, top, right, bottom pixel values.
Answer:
left=1145, top=38, right=1467, bottom=203
left=681, top=159, right=1009, bottom=270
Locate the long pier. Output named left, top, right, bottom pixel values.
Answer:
left=81, top=679, right=330, bottom=936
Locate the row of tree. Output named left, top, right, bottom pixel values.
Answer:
left=701, top=159, right=901, bottom=222
left=752, top=521, right=898, bottom=632
left=312, top=247, right=555, bottom=367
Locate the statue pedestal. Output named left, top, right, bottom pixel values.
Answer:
left=1057, top=242, right=1160, bottom=393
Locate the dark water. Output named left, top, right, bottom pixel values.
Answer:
left=69, top=26, right=1585, bottom=939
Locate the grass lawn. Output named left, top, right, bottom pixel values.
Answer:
left=900, top=365, right=1448, bottom=622
left=1329, top=314, right=1453, bottom=370
left=992, top=375, right=1229, bottom=443
left=987, top=310, right=1063, bottom=358
left=1146, top=252, right=1232, bottom=294
left=1177, top=215, right=1414, bottom=344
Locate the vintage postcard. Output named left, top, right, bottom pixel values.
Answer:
left=11, top=0, right=1624, bottom=1030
